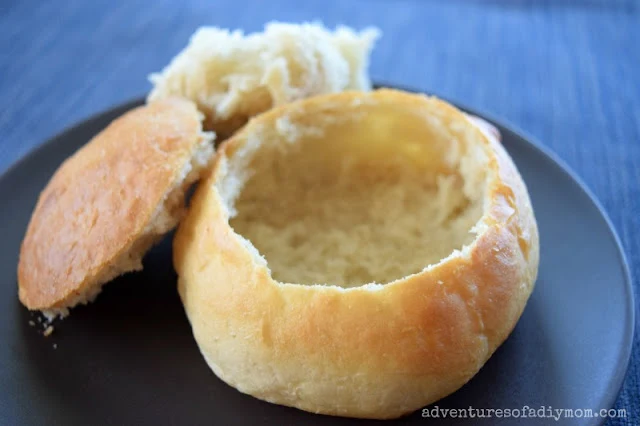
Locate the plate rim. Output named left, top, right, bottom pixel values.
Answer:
left=0, top=88, right=634, bottom=424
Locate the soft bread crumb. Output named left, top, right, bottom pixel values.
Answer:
left=41, top=310, right=62, bottom=322
left=148, top=22, right=380, bottom=136
left=222, top=97, right=490, bottom=288
left=230, top=162, right=484, bottom=287
left=42, top=133, right=215, bottom=321
left=43, top=326, right=54, bottom=337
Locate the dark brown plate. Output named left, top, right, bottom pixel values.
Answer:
left=0, top=88, right=633, bottom=425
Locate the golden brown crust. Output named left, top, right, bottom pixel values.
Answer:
left=18, top=98, right=209, bottom=311
left=174, top=89, right=539, bottom=419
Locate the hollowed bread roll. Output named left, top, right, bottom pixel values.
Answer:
left=173, top=89, right=539, bottom=419
left=18, top=99, right=215, bottom=320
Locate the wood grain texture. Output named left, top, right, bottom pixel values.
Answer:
left=0, top=0, right=637, bottom=424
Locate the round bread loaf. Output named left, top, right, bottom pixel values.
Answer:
left=18, top=98, right=215, bottom=319
left=173, top=89, right=539, bottom=419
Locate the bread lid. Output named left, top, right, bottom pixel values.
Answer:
left=18, top=99, right=215, bottom=319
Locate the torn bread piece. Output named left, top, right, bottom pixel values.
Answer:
left=148, top=22, right=380, bottom=139
left=18, top=99, right=215, bottom=320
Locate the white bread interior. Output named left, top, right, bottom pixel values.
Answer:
left=148, top=22, right=379, bottom=137
left=227, top=116, right=487, bottom=288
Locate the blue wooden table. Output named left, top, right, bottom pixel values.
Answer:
left=1, top=0, right=638, bottom=424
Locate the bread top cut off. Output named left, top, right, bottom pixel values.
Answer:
left=18, top=98, right=214, bottom=319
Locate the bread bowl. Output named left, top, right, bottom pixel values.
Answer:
left=18, top=98, right=214, bottom=320
left=173, top=89, right=539, bottom=419
left=148, top=22, right=379, bottom=138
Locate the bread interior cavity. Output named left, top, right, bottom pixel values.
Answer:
left=221, top=101, right=489, bottom=287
